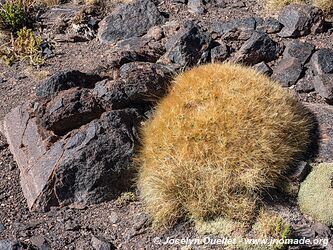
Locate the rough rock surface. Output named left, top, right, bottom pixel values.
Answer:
left=3, top=102, right=144, bottom=211
left=272, top=58, right=303, bottom=87
left=93, top=62, right=173, bottom=110
left=311, top=48, right=333, bottom=75
left=283, top=40, right=314, bottom=65
left=235, top=31, right=281, bottom=65
left=210, top=43, right=229, bottom=63
left=2, top=63, right=172, bottom=212
left=97, top=0, right=166, bottom=43
left=36, top=88, right=104, bottom=136
left=253, top=61, right=273, bottom=76
left=36, top=70, right=102, bottom=98
left=211, top=17, right=256, bottom=35
left=313, top=74, right=333, bottom=104
left=278, top=4, right=324, bottom=38
left=159, top=22, right=212, bottom=68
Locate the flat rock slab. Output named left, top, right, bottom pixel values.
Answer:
left=305, top=103, right=333, bottom=162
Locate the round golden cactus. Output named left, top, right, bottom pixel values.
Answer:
left=137, top=63, right=313, bottom=227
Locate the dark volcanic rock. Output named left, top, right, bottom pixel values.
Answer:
left=3, top=103, right=144, bottom=211
left=35, top=88, right=104, bottom=136
left=160, top=22, right=212, bottom=68
left=2, top=62, right=174, bottom=211
left=211, top=17, right=256, bottom=35
left=296, top=70, right=315, bottom=93
left=36, top=70, right=102, bottom=98
left=235, top=31, right=281, bottom=65
left=103, top=36, right=165, bottom=71
left=94, top=62, right=173, bottom=110
left=278, top=4, right=324, bottom=38
left=256, top=17, right=282, bottom=34
left=313, top=74, right=333, bottom=103
left=283, top=40, right=315, bottom=65
left=272, top=58, right=303, bottom=87
left=50, top=109, right=144, bottom=208
left=311, top=48, right=333, bottom=75
left=210, top=43, right=229, bottom=63
left=97, top=0, right=165, bottom=43
left=253, top=62, right=273, bottom=76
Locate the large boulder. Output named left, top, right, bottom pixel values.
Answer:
left=2, top=63, right=172, bottom=211
left=97, top=0, right=166, bottom=43
left=3, top=103, right=144, bottom=211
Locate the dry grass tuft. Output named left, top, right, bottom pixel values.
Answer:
left=265, top=0, right=333, bottom=13
left=312, top=0, right=333, bottom=11
left=137, top=63, right=313, bottom=228
left=298, top=163, right=333, bottom=226
left=0, top=27, right=44, bottom=66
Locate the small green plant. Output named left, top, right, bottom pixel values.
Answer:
left=137, top=63, right=313, bottom=228
left=253, top=210, right=293, bottom=250
left=0, top=27, right=44, bottom=66
left=298, top=163, right=333, bottom=226
left=0, top=0, right=32, bottom=31
left=116, top=191, right=138, bottom=205
left=195, top=217, right=249, bottom=237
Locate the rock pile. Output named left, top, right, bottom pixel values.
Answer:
left=2, top=63, right=172, bottom=211
left=2, top=0, right=333, bottom=214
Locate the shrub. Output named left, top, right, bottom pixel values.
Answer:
left=0, top=27, right=44, bottom=66
left=137, top=63, right=313, bottom=227
left=0, top=0, right=32, bottom=31
left=298, top=163, right=333, bottom=226
left=265, top=0, right=333, bottom=13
